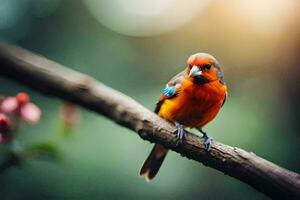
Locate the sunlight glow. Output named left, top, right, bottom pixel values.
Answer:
left=84, top=0, right=210, bottom=37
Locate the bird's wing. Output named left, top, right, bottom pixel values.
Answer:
left=221, top=92, right=227, bottom=107
left=154, top=70, right=186, bottom=113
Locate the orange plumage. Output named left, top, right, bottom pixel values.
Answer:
left=140, top=53, right=227, bottom=181
left=158, top=78, right=226, bottom=128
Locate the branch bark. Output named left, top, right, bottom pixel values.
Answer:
left=0, top=44, right=299, bottom=199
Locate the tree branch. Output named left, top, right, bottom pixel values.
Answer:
left=0, top=44, right=299, bottom=199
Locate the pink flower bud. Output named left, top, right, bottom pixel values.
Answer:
left=0, top=113, right=10, bottom=127
left=0, top=97, right=18, bottom=113
left=20, top=103, right=41, bottom=124
left=60, top=102, right=80, bottom=129
left=16, top=92, right=29, bottom=105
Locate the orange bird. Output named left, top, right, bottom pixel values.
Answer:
left=140, top=53, right=227, bottom=181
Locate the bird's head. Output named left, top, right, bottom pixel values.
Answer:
left=186, top=53, right=225, bottom=85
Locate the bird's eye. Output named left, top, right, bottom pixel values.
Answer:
left=204, top=64, right=211, bottom=70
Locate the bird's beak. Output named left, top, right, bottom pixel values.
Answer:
left=189, top=66, right=202, bottom=78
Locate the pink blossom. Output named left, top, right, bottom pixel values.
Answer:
left=0, top=97, right=18, bottom=113
left=0, top=113, right=11, bottom=144
left=20, top=102, right=41, bottom=124
left=0, top=93, right=41, bottom=144
left=0, top=113, right=10, bottom=127
left=0, top=93, right=41, bottom=124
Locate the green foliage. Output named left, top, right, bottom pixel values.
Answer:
left=23, top=141, right=60, bottom=161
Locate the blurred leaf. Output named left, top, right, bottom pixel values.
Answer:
left=24, top=141, right=60, bottom=161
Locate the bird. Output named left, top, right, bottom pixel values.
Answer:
left=139, top=53, right=227, bottom=181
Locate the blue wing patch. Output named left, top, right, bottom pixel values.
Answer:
left=163, top=84, right=180, bottom=97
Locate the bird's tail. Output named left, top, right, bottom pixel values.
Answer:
left=139, top=144, right=168, bottom=181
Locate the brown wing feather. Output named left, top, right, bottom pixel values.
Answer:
left=221, top=92, right=227, bottom=107
left=154, top=70, right=186, bottom=113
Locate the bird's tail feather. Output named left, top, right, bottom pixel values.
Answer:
left=139, top=144, right=168, bottom=181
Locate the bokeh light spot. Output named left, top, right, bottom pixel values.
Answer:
left=84, top=0, right=210, bottom=37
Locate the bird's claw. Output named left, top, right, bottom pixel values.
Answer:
left=175, top=122, right=185, bottom=145
left=199, top=129, right=213, bottom=151
left=203, top=135, right=213, bottom=151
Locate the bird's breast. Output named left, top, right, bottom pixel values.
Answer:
left=158, top=79, right=226, bottom=128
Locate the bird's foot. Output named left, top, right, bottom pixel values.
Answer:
left=175, top=122, right=185, bottom=145
left=203, top=135, right=213, bottom=151
left=199, top=129, right=213, bottom=151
